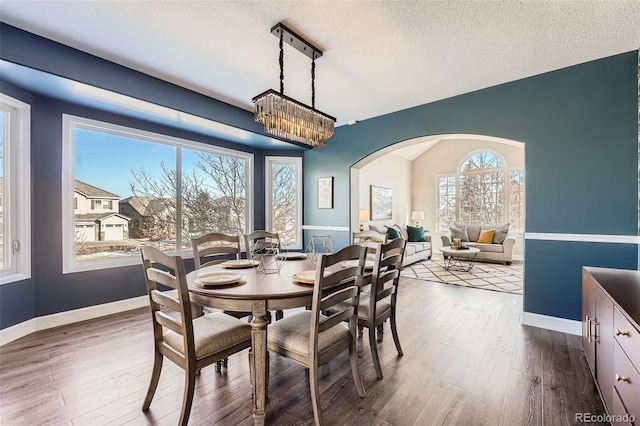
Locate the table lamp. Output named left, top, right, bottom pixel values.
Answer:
left=411, top=210, right=424, bottom=227
left=358, top=209, right=369, bottom=231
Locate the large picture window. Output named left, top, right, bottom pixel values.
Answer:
left=63, top=115, right=253, bottom=273
left=265, top=157, right=302, bottom=249
left=0, top=94, right=31, bottom=283
left=437, top=151, right=524, bottom=233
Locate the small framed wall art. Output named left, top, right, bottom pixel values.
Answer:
left=317, top=176, right=334, bottom=209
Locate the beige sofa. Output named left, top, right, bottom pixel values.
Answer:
left=441, top=223, right=516, bottom=265
left=368, top=224, right=432, bottom=267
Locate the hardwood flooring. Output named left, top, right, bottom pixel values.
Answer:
left=0, top=277, right=605, bottom=425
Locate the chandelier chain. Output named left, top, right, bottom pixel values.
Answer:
left=311, top=57, right=316, bottom=109
left=279, top=30, right=284, bottom=94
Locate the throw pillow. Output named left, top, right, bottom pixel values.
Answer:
left=450, top=226, right=469, bottom=242
left=386, top=226, right=401, bottom=240
left=368, top=224, right=386, bottom=234
left=492, top=222, right=510, bottom=244
left=477, top=229, right=496, bottom=244
left=406, top=225, right=426, bottom=242
left=394, top=224, right=408, bottom=240
left=465, top=224, right=482, bottom=242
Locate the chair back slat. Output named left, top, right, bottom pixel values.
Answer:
left=147, top=268, right=178, bottom=290
left=155, top=311, right=184, bottom=335
left=151, top=289, right=181, bottom=312
left=318, top=266, right=360, bottom=288
left=319, top=286, right=358, bottom=312
left=319, top=309, right=353, bottom=333
left=192, top=233, right=241, bottom=269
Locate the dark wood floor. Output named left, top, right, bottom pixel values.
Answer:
left=0, top=278, right=605, bottom=425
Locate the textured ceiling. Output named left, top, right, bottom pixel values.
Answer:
left=1, top=1, right=639, bottom=127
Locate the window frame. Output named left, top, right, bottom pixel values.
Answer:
left=62, top=114, right=254, bottom=274
left=265, top=156, right=303, bottom=250
left=0, top=93, right=32, bottom=284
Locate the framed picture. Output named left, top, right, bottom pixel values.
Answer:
left=370, top=185, right=392, bottom=220
left=317, top=176, right=334, bottom=209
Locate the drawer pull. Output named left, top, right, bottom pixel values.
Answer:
left=615, top=329, right=630, bottom=337
left=615, top=374, right=629, bottom=382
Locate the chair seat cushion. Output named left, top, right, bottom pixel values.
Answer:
left=164, top=312, right=251, bottom=359
left=267, top=311, right=349, bottom=358
left=334, top=293, right=391, bottom=320
left=356, top=293, right=391, bottom=320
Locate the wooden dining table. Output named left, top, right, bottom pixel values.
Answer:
left=186, top=257, right=321, bottom=426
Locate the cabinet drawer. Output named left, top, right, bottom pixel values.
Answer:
left=614, top=307, right=640, bottom=368
left=612, top=386, right=633, bottom=425
left=614, top=341, right=640, bottom=423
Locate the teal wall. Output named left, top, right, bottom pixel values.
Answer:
left=304, top=51, right=639, bottom=321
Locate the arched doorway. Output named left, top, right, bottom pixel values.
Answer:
left=350, top=133, right=525, bottom=294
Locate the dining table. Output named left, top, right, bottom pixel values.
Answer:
left=186, top=256, right=324, bottom=426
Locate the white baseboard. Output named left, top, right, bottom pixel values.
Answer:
left=521, top=311, right=582, bottom=336
left=0, top=295, right=149, bottom=346
left=0, top=318, right=36, bottom=346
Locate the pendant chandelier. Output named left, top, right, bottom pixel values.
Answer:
left=253, top=23, right=335, bottom=148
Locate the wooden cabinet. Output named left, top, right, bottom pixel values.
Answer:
left=583, top=267, right=640, bottom=425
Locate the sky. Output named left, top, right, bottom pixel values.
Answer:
left=74, top=128, right=217, bottom=199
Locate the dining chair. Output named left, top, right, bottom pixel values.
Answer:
left=192, top=232, right=251, bottom=369
left=267, top=244, right=368, bottom=426
left=357, top=237, right=406, bottom=379
left=244, top=230, right=284, bottom=320
left=140, top=245, right=252, bottom=426
left=192, top=232, right=242, bottom=268
left=352, top=229, right=387, bottom=264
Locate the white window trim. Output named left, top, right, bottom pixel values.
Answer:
left=62, top=114, right=254, bottom=274
left=0, top=93, right=32, bottom=284
left=265, top=156, right=303, bottom=250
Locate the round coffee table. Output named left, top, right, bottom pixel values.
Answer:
left=439, top=246, right=481, bottom=272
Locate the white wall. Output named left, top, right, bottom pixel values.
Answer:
left=358, top=153, right=413, bottom=231
left=411, top=138, right=524, bottom=256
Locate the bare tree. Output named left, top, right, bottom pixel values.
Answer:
left=458, top=152, right=505, bottom=225
left=129, top=153, right=248, bottom=247
left=270, top=163, right=297, bottom=245
left=129, top=162, right=178, bottom=243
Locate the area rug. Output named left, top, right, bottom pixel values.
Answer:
left=403, top=254, right=523, bottom=295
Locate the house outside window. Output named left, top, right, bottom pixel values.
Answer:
left=437, top=151, right=524, bottom=233
left=62, top=114, right=253, bottom=273
left=0, top=93, right=31, bottom=284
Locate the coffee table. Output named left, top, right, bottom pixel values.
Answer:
left=439, top=246, right=481, bottom=272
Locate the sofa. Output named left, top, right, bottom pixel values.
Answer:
left=441, top=223, right=516, bottom=265
left=368, top=224, right=432, bottom=267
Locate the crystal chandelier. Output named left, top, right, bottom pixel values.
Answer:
left=253, top=23, right=335, bottom=148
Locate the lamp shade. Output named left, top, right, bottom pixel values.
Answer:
left=359, top=209, right=370, bottom=222
left=411, top=211, right=425, bottom=221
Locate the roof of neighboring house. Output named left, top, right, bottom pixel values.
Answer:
left=119, top=196, right=173, bottom=217
left=75, top=212, right=130, bottom=223
left=74, top=179, right=119, bottom=199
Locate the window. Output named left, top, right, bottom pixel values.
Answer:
left=63, top=115, right=253, bottom=273
left=0, top=94, right=31, bottom=284
left=436, top=151, right=524, bottom=233
left=265, top=157, right=302, bottom=249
